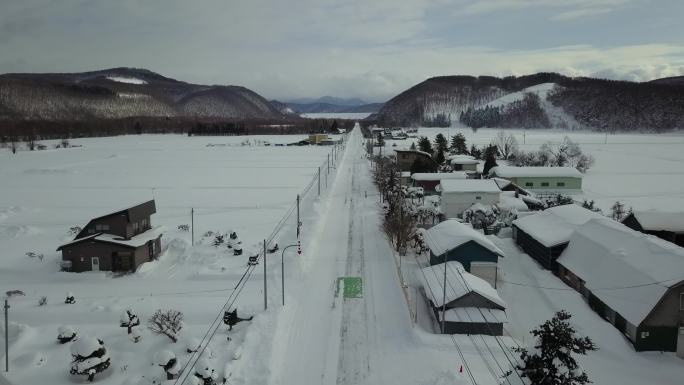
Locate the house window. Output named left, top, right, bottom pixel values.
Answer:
left=133, top=222, right=139, bottom=232
left=141, top=218, right=148, bottom=229
left=641, top=331, right=650, bottom=339
left=95, top=224, right=110, bottom=231
left=525, top=182, right=533, bottom=187
left=680, top=293, right=684, bottom=310
left=88, top=228, right=95, bottom=234
left=541, top=182, right=549, bottom=187
left=149, top=240, right=156, bottom=257
left=557, top=182, right=566, bottom=187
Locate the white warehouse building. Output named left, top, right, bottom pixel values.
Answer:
left=438, top=179, right=501, bottom=219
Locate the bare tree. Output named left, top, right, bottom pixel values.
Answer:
left=492, top=130, right=518, bottom=160
left=148, top=309, right=183, bottom=343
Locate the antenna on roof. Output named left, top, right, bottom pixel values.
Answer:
left=151, top=187, right=156, bottom=201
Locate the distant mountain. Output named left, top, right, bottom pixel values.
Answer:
left=286, top=96, right=368, bottom=106
left=0, top=67, right=288, bottom=121
left=285, top=101, right=384, bottom=114
left=371, top=73, right=684, bottom=131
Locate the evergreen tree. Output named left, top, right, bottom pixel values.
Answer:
left=417, top=136, right=433, bottom=154
left=482, top=145, right=499, bottom=175
left=434, top=133, right=448, bottom=153
left=450, top=133, right=468, bottom=154
left=470, top=144, right=482, bottom=160
left=410, top=157, right=437, bottom=174
left=435, top=148, right=445, bottom=165
left=514, top=310, right=597, bottom=385
left=409, top=142, right=417, bottom=150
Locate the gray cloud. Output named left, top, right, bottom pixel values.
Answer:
left=1, top=0, right=682, bottom=101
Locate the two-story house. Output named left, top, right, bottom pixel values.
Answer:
left=57, top=200, right=163, bottom=273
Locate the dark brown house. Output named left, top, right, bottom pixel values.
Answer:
left=621, top=211, right=684, bottom=247
left=58, top=200, right=163, bottom=273
left=394, top=149, right=435, bottom=172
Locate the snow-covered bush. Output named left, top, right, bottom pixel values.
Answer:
left=26, top=252, right=44, bottom=261
left=154, top=350, right=181, bottom=380
left=57, top=325, right=77, bottom=344
left=177, top=224, right=190, bottom=232
left=38, top=296, right=47, bottom=306
left=65, top=292, right=76, bottom=304
left=120, top=308, right=140, bottom=334
left=68, top=226, right=82, bottom=236
left=192, top=360, right=218, bottom=385
left=69, top=337, right=111, bottom=382
left=212, top=233, right=225, bottom=247
left=186, top=337, right=200, bottom=353
left=148, top=309, right=183, bottom=343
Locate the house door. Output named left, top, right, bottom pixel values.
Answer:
left=91, top=257, right=100, bottom=271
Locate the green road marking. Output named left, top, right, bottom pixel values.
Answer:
left=337, top=276, right=363, bottom=298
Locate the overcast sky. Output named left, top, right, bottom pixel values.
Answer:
left=2, top=0, right=683, bottom=101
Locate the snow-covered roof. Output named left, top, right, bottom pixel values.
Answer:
left=557, top=218, right=684, bottom=326
left=499, top=192, right=530, bottom=212
left=489, top=166, right=583, bottom=179
left=438, top=179, right=501, bottom=193
left=411, top=172, right=467, bottom=181
left=394, top=149, right=432, bottom=158
left=439, top=307, right=508, bottom=324
left=58, top=226, right=164, bottom=250
left=419, top=261, right=506, bottom=309
left=96, top=226, right=165, bottom=247
left=628, top=211, right=684, bottom=232
left=512, top=204, right=604, bottom=247
left=424, top=219, right=504, bottom=257
left=448, top=155, right=479, bottom=165
left=400, top=171, right=411, bottom=177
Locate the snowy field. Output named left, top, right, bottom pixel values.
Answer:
left=301, top=112, right=371, bottom=120
left=0, top=133, right=341, bottom=385
left=379, top=127, right=684, bottom=213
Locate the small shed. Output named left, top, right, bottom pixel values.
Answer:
left=411, top=172, right=467, bottom=194
left=621, top=211, right=684, bottom=247
left=511, top=205, right=603, bottom=272
left=557, top=218, right=684, bottom=355
left=423, top=219, right=504, bottom=287
left=308, top=133, right=330, bottom=145
left=438, top=179, right=501, bottom=219
left=449, top=155, right=479, bottom=172
left=419, top=261, right=507, bottom=335
left=489, top=166, right=583, bottom=192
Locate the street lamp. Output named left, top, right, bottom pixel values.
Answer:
left=281, top=244, right=298, bottom=306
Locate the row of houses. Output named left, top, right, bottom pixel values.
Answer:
left=512, top=205, right=684, bottom=356
left=417, top=220, right=508, bottom=335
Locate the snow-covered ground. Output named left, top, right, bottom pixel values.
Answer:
left=379, top=127, right=684, bottom=212
left=0, top=133, right=341, bottom=385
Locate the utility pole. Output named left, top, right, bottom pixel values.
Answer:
left=191, top=208, right=194, bottom=246
left=296, top=195, right=300, bottom=239
left=441, top=254, right=447, bottom=334
left=327, top=154, right=330, bottom=173
left=4, top=299, right=9, bottom=372
left=263, top=239, right=267, bottom=310
left=318, top=167, right=321, bottom=197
